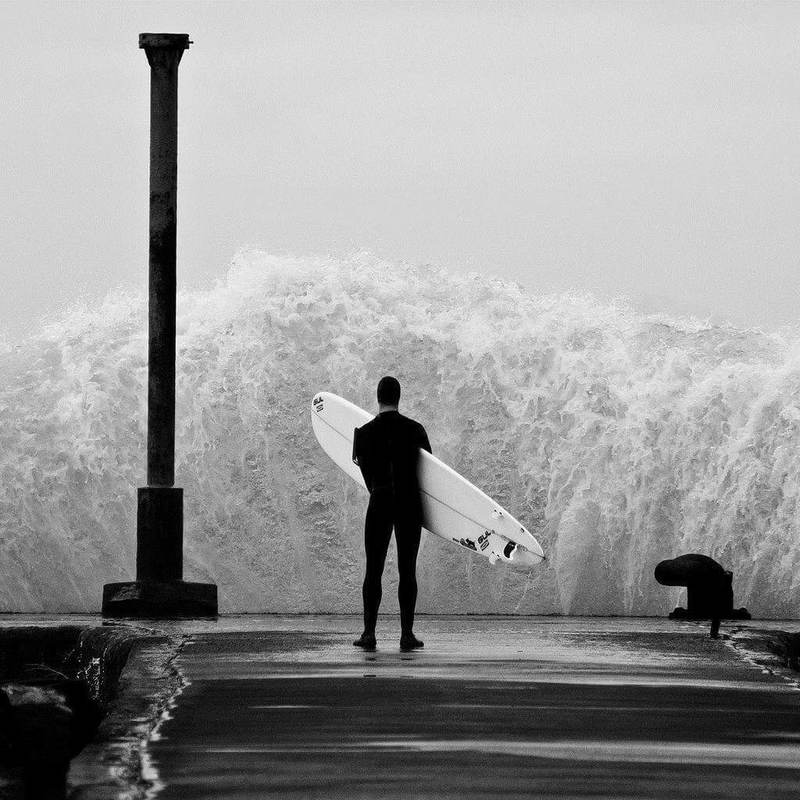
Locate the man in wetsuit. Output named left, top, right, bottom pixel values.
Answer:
left=351, top=376, right=432, bottom=651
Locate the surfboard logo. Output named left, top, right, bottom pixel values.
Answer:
left=452, top=537, right=477, bottom=551
left=478, top=531, right=491, bottom=551
left=313, top=396, right=324, bottom=412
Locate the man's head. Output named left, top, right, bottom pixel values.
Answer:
left=377, top=375, right=401, bottom=408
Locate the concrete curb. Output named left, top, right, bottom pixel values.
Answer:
left=67, top=631, right=186, bottom=800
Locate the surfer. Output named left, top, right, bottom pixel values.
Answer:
left=351, top=376, right=431, bottom=651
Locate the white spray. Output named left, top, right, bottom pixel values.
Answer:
left=1, top=252, right=798, bottom=617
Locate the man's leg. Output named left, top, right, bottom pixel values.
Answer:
left=395, top=511, right=423, bottom=649
left=356, top=493, right=392, bottom=646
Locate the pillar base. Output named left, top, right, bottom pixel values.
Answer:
left=137, top=486, right=183, bottom=581
left=102, top=580, right=217, bottom=618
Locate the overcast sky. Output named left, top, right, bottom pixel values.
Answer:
left=2, top=1, right=800, bottom=340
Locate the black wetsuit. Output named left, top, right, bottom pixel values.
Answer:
left=352, top=410, right=432, bottom=636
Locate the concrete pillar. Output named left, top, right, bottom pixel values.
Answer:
left=137, top=33, right=187, bottom=583
left=142, top=32, right=185, bottom=490
left=103, top=34, right=217, bottom=618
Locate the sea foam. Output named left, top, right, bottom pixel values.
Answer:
left=1, top=252, right=799, bottom=616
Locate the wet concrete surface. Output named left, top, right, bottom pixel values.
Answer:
left=142, top=617, right=800, bottom=799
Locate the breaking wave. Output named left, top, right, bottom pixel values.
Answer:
left=2, top=251, right=799, bottom=616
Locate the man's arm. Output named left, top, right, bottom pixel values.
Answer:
left=353, top=427, right=373, bottom=490
left=418, top=424, right=432, bottom=455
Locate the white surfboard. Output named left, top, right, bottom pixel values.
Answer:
left=311, top=392, right=545, bottom=567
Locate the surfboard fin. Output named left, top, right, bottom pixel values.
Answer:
left=503, top=542, right=517, bottom=560
left=488, top=552, right=499, bottom=565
